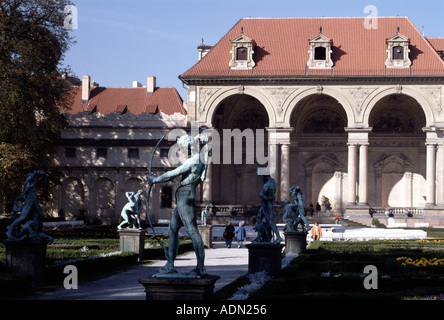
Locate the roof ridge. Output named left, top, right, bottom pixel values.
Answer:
left=240, top=16, right=410, bottom=19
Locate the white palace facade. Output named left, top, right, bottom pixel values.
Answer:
left=52, top=17, right=444, bottom=226
left=179, top=17, right=444, bottom=226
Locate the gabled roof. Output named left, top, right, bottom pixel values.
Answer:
left=63, top=86, right=186, bottom=115
left=180, top=17, right=444, bottom=78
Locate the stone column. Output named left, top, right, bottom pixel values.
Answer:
left=437, top=143, right=444, bottom=207
left=358, top=143, right=369, bottom=207
left=269, top=143, right=279, bottom=186
left=202, top=162, right=212, bottom=203
left=426, top=143, right=437, bottom=207
left=347, top=143, right=358, bottom=206
left=280, top=144, right=291, bottom=201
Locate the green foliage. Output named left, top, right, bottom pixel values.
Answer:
left=248, top=240, right=444, bottom=300
left=0, top=0, right=75, bottom=206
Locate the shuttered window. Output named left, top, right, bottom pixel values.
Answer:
left=236, top=47, right=248, bottom=61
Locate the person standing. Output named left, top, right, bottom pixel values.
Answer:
left=223, top=221, right=235, bottom=248
left=326, top=202, right=331, bottom=217
left=235, top=222, right=247, bottom=248
left=310, top=221, right=322, bottom=241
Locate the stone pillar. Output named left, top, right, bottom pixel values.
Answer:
left=4, top=241, right=47, bottom=288
left=426, top=143, right=437, bottom=207
left=280, top=144, right=291, bottom=201
left=437, top=143, right=444, bottom=207
left=202, top=162, right=212, bottom=203
left=358, top=143, right=369, bottom=207
left=118, top=229, right=145, bottom=261
left=245, top=243, right=285, bottom=278
left=139, top=275, right=220, bottom=300
left=284, top=232, right=307, bottom=254
left=347, top=143, right=358, bottom=206
left=198, top=225, right=213, bottom=248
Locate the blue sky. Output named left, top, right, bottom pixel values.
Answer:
left=63, top=0, right=444, bottom=99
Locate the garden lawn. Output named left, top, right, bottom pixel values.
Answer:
left=248, top=240, right=444, bottom=300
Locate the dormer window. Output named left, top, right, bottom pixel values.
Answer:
left=385, top=30, right=411, bottom=68
left=307, top=29, right=333, bottom=69
left=229, top=29, right=256, bottom=69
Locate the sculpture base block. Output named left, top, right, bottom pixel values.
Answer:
left=245, top=243, right=285, bottom=278
left=198, top=225, right=213, bottom=248
left=118, top=229, right=145, bottom=261
left=284, top=231, right=308, bottom=254
left=138, top=274, right=220, bottom=300
left=4, top=240, right=47, bottom=288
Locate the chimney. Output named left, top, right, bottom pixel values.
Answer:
left=147, top=76, right=156, bottom=94
left=81, top=75, right=90, bottom=101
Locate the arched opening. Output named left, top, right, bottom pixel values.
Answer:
left=211, top=94, right=269, bottom=205
left=61, top=177, right=85, bottom=220
left=92, top=178, right=115, bottom=225
left=369, top=94, right=426, bottom=208
left=290, top=94, right=348, bottom=212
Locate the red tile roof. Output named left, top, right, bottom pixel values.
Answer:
left=63, top=86, right=186, bottom=115
left=428, top=37, right=444, bottom=51
left=181, top=17, right=444, bottom=78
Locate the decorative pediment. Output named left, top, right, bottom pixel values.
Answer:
left=309, top=33, right=332, bottom=44
left=305, top=153, right=344, bottom=171
left=385, top=30, right=411, bottom=68
left=307, top=29, right=333, bottom=69
left=374, top=154, right=414, bottom=173
left=229, top=30, right=256, bottom=69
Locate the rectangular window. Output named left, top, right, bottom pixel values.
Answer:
left=96, top=148, right=107, bottom=159
left=160, top=148, right=169, bottom=158
left=314, top=47, right=326, bottom=60
left=236, top=47, right=248, bottom=61
left=161, top=186, right=173, bottom=208
left=128, top=148, right=139, bottom=158
left=65, top=148, right=76, bottom=158
left=393, top=46, right=404, bottom=60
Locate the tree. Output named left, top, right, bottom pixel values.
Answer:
left=0, top=0, right=75, bottom=211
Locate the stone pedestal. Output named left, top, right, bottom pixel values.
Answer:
left=284, top=231, right=307, bottom=254
left=245, top=243, right=285, bottom=278
left=139, top=275, right=220, bottom=300
left=118, top=229, right=145, bottom=261
left=4, top=240, right=47, bottom=288
left=198, top=225, right=213, bottom=248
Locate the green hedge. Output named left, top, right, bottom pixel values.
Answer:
left=248, top=240, right=444, bottom=300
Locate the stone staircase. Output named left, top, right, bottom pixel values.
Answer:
left=307, top=215, right=369, bottom=228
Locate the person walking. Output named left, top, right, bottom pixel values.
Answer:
left=310, top=221, right=322, bottom=241
left=235, top=222, right=247, bottom=248
left=223, top=221, right=235, bottom=248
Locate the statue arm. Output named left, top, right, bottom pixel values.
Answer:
left=149, top=159, right=193, bottom=184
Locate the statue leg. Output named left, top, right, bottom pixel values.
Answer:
left=117, top=211, right=129, bottom=230
left=157, top=208, right=181, bottom=274
left=180, top=207, right=206, bottom=276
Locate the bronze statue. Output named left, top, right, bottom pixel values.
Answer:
left=147, top=134, right=210, bottom=277
left=117, top=190, right=143, bottom=230
left=6, top=170, right=52, bottom=243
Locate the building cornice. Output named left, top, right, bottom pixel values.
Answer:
left=179, top=75, right=444, bottom=86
